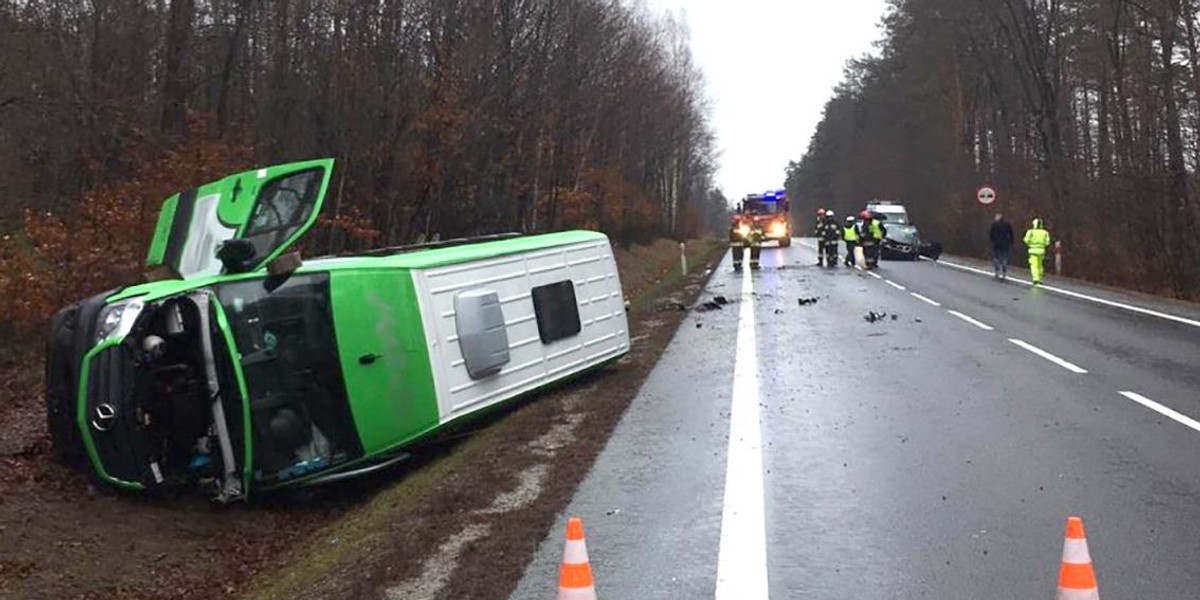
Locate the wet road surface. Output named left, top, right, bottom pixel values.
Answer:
left=509, top=240, right=1200, bottom=599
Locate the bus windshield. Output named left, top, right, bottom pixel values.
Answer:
left=215, top=274, right=363, bottom=483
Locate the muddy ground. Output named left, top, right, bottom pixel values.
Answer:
left=0, top=238, right=725, bottom=600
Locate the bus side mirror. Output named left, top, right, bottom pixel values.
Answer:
left=216, top=239, right=257, bottom=274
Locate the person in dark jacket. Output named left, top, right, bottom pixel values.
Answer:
left=820, top=210, right=841, bottom=267
left=857, top=210, right=886, bottom=269
left=814, top=208, right=827, bottom=266
left=988, top=213, right=1015, bottom=280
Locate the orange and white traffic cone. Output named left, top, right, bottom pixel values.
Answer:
left=1056, top=516, right=1099, bottom=600
left=557, top=516, right=597, bottom=600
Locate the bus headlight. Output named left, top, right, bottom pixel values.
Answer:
left=95, top=299, right=145, bottom=343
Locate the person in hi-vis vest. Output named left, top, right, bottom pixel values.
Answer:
left=1023, top=217, right=1051, bottom=285
left=842, top=216, right=859, bottom=267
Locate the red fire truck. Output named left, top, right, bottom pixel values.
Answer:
left=731, top=190, right=791, bottom=248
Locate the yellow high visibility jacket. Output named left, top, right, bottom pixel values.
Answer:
left=843, top=225, right=859, bottom=242
left=1024, top=219, right=1051, bottom=256
left=859, top=219, right=884, bottom=242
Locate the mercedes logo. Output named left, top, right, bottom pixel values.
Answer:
left=92, top=403, right=117, bottom=432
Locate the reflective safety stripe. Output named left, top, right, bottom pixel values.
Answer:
left=1056, top=587, right=1099, bottom=600
left=557, top=584, right=598, bottom=600
left=562, top=539, right=589, bottom=565
left=1061, top=538, right=1091, bottom=564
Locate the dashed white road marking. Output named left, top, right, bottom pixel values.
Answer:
left=1007, top=338, right=1088, bottom=374
left=947, top=310, right=994, bottom=331
left=1119, top=391, right=1200, bottom=434
left=926, top=257, right=1200, bottom=329
left=886, top=280, right=906, bottom=291
left=910, top=292, right=941, bottom=307
left=868, top=271, right=882, bottom=280
left=715, top=264, right=768, bottom=599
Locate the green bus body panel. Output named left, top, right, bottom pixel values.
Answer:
left=146, top=194, right=179, bottom=265
left=330, top=270, right=439, bottom=455
left=144, top=172, right=244, bottom=274
left=144, top=158, right=334, bottom=279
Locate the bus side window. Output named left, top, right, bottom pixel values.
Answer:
left=531, top=281, right=581, bottom=344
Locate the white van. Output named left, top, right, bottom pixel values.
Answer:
left=866, top=201, right=909, bottom=225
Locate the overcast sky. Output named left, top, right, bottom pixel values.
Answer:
left=646, top=0, right=889, bottom=200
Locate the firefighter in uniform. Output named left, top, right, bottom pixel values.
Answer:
left=843, top=215, right=859, bottom=267
left=857, top=210, right=886, bottom=269
left=820, top=209, right=841, bottom=267
left=1023, top=217, right=1051, bottom=284
left=814, top=208, right=827, bottom=266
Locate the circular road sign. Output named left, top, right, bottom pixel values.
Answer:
left=977, top=186, right=997, bottom=205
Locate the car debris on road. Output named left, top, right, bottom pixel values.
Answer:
left=863, top=310, right=899, bottom=323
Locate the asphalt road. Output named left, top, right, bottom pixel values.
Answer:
left=509, top=239, right=1200, bottom=599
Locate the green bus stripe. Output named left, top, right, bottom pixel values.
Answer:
left=209, top=293, right=255, bottom=494
left=146, top=194, right=180, bottom=265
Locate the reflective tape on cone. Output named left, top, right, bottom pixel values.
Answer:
left=1056, top=516, right=1099, bottom=600
left=558, top=585, right=598, bottom=600
left=1061, top=538, right=1092, bottom=565
left=562, top=539, right=589, bottom=565
left=1057, top=587, right=1100, bottom=600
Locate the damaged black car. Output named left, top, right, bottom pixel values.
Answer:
left=880, top=223, right=942, bottom=261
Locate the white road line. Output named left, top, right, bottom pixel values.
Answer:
left=1007, top=338, right=1088, bottom=374
left=928, top=257, right=1200, bottom=329
left=868, top=271, right=882, bottom=279
left=715, top=265, right=768, bottom=599
left=910, top=292, right=941, bottom=307
left=947, top=310, right=994, bottom=331
left=886, top=280, right=906, bottom=291
left=1119, top=391, right=1200, bottom=434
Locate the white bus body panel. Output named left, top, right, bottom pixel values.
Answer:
left=411, top=238, right=629, bottom=424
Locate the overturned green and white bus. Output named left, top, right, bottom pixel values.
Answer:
left=46, top=159, right=630, bottom=501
